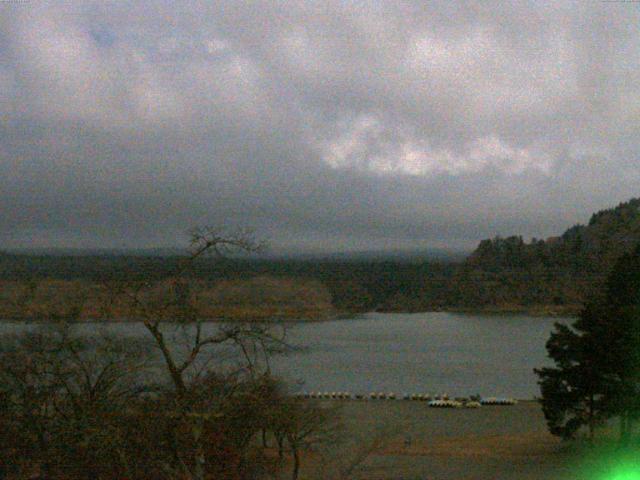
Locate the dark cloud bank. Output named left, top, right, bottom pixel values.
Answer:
left=1, top=1, right=639, bottom=253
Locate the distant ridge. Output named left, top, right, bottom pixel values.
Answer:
left=268, top=248, right=469, bottom=262
left=2, top=247, right=188, bottom=257
left=3, top=246, right=469, bottom=262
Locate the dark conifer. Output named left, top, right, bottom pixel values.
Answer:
left=536, top=244, right=640, bottom=443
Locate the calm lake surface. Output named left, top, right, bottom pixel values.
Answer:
left=271, top=312, right=569, bottom=399
left=0, top=312, right=569, bottom=399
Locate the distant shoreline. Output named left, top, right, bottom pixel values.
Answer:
left=372, top=304, right=579, bottom=318
left=439, top=305, right=579, bottom=318
left=0, top=306, right=577, bottom=323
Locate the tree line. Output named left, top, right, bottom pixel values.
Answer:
left=0, top=252, right=457, bottom=316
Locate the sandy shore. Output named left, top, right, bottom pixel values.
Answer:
left=300, top=400, right=578, bottom=480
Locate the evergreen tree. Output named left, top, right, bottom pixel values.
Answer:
left=535, top=301, right=610, bottom=440
left=535, top=244, right=640, bottom=443
left=597, top=247, right=640, bottom=444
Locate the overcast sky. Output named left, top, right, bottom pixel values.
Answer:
left=1, top=1, right=639, bottom=253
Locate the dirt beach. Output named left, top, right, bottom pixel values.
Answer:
left=308, top=400, right=578, bottom=480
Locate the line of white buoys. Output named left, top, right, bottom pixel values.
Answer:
left=480, top=397, right=517, bottom=406
left=296, top=392, right=517, bottom=406
left=333, top=392, right=352, bottom=399
left=428, top=399, right=462, bottom=408
left=299, top=391, right=355, bottom=399
left=405, top=394, right=432, bottom=401
left=370, top=392, right=387, bottom=400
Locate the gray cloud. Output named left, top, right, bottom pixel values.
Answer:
left=1, top=1, right=639, bottom=252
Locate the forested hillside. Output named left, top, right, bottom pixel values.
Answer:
left=445, top=198, right=640, bottom=314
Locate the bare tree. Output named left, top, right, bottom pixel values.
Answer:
left=107, top=227, right=291, bottom=480
left=123, top=228, right=279, bottom=395
left=283, top=400, right=340, bottom=480
left=0, top=324, right=151, bottom=479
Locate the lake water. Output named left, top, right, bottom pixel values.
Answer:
left=271, top=312, right=569, bottom=399
left=0, top=312, right=569, bottom=399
